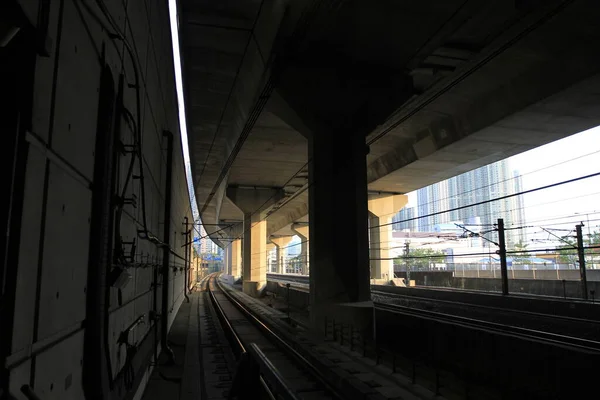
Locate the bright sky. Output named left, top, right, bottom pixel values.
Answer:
left=510, top=128, right=600, bottom=224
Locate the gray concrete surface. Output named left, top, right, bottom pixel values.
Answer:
left=5, top=1, right=192, bottom=399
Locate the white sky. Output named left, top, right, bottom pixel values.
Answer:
left=510, top=128, right=600, bottom=224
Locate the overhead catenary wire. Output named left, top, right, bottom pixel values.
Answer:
left=371, top=171, right=600, bottom=230
left=389, top=189, right=600, bottom=234
left=230, top=191, right=600, bottom=264
left=226, top=185, right=600, bottom=260
left=509, top=210, right=600, bottom=227
left=402, top=148, right=600, bottom=213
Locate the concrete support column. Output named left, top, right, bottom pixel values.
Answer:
left=270, top=236, right=293, bottom=274
left=227, top=244, right=233, bottom=276
left=292, top=224, right=309, bottom=275
left=243, top=215, right=267, bottom=295
left=368, top=195, right=408, bottom=281
left=227, top=187, right=284, bottom=296
left=274, top=53, right=413, bottom=331
left=309, top=128, right=371, bottom=328
left=224, top=244, right=231, bottom=275
left=231, top=239, right=242, bottom=279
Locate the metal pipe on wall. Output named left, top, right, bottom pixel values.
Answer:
left=183, top=217, right=190, bottom=303
left=84, top=64, right=117, bottom=400
left=161, top=130, right=175, bottom=364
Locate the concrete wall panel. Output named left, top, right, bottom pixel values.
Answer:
left=8, top=359, right=31, bottom=400
left=32, top=330, right=86, bottom=400
left=29, top=0, right=62, bottom=142
left=51, top=1, right=102, bottom=181
left=11, top=148, right=46, bottom=354
left=7, top=1, right=192, bottom=399
left=38, top=165, right=91, bottom=339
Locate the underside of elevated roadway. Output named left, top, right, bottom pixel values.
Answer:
left=180, top=0, right=600, bottom=244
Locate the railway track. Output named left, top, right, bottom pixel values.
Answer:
left=371, top=289, right=600, bottom=341
left=205, top=274, right=340, bottom=400
left=266, top=273, right=600, bottom=341
left=374, top=301, right=600, bottom=353
left=265, top=274, right=600, bottom=398
left=374, top=301, right=600, bottom=399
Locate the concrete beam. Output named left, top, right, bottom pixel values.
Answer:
left=226, top=187, right=284, bottom=218
left=266, top=190, right=309, bottom=237
left=366, top=1, right=600, bottom=193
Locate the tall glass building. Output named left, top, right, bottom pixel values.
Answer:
left=398, top=159, right=526, bottom=246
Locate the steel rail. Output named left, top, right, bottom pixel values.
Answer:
left=211, top=275, right=342, bottom=399
left=375, top=302, right=600, bottom=354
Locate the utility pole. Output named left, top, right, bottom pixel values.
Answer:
left=576, top=224, right=588, bottom=300
left=497, top=219, right=509, bottom=296
left=404, top=241, right=411, bottom=286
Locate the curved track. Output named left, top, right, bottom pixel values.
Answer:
left=207, top=274, right=340, bottom=400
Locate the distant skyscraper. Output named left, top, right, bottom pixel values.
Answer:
left=510, top=170, right=527, bottom=244
left=412, top=159, right=526, bottom=246
left=392, top=207, right=417, bottom=231
left=197, top=224, right=219, bottom=254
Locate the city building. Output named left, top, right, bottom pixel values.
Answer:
left=408, top=159, right=526, bottom=247
left=197, top=224, right=220, bottom=255
left=392, top=207, right=417, bottom=231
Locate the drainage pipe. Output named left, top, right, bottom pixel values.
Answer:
left=161, top=130, right=175, bottom=364
left=183, top=217, right=190, bottom=303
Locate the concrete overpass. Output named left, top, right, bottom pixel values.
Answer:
left=181, top=0, right=600, bottom=324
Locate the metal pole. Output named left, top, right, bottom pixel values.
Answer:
left=587, top=214, right=594, bottom=270
left=498, top=219, right=509, bottom=295
left=286, top=283, right=291, bottom=320
left=161, top=130, right=175, bottom=364
left=576, top=224, right=588, bottom=300
left=404, top=241, right=410, bottom=286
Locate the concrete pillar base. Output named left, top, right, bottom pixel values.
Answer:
left=243, top=281, right=265, bottom=297
left=312, top=301, right=374, bottom=339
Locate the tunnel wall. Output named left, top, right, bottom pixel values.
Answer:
left=6, top=1, right=191, bottom=399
